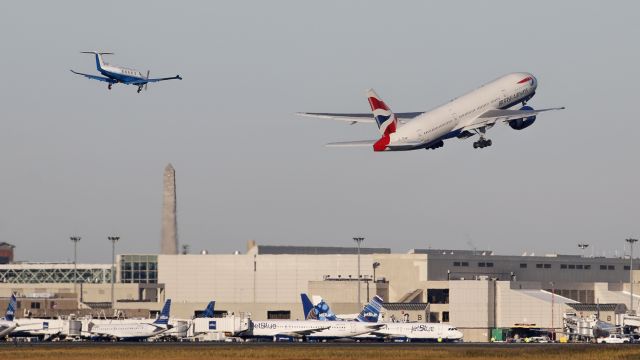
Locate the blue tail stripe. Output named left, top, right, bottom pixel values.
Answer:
left=201, top=301, right=215, bottom=318
left=5, top=294, right=16, bottom=321
left=300, top=294, right=315, bottom=320
left=357, top=295, right=384, bottom=322
left=153, top=299, right=171, bottom=325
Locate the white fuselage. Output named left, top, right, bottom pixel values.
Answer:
left=12, top=318, right=66, bottom=337
left=249, top=320, right=377, bottom=339
left=389, top=72, right=537, bottom=149
left=373, top=322, right=463, bottom=341
left=84, top=319, right=166, bottom=340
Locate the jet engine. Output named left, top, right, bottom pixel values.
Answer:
left=508, top=105, right=536, bottom=130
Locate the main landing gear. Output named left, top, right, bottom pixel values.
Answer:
left=137, top=86, right=143, bottom=93
left=472, top=127, right=492, bottom=149
left=108, top=84, right=112, bottom=90
left=473, top=138, right=492, bottom=149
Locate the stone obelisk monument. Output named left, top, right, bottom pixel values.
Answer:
left=161, top=164, right=178, bottom=254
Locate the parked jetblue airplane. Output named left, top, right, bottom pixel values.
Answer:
left=299, top=73, right=564, bottom=151
left=303, top=294, right=463, bottom=342
left=71, top=52, right=182, bottom=93
left=84, top=299, right=172, bottom=341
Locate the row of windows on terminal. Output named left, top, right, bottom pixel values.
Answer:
left=452, top=262, right=627, bottom=271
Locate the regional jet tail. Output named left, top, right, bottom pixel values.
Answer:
left=298, top=73, right=564, bottom=152
left=71, top=51, right=182, bottom=93
left=198, top=301, right=216, bottom=318
left=86, top=299, right=172, bottom=341
left=0, top=294, right=17, bottom=337
left=301, top=293, right=382, bottom=322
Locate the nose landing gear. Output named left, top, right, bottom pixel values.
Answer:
left=137, top=86, right=143, bottom=93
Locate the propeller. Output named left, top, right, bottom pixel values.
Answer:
left=145, top=70, right=150, bottom=91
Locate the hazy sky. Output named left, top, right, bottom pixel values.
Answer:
left=1, top=1, right=638, bottom=263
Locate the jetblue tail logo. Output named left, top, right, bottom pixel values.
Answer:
left=208, top=320, right=217, bottom=330
left=153, top=299, right=171, bottom=325
left=357, top=295, right=383, bottom=323
left=301, top=293, right=337, bottom=321
left=201, top=301, right=215, bottom=318
left=367, top=89, right=397, bottom=136
left=5, top=294, right=16, bottom=321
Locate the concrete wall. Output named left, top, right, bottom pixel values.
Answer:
left=496, top=281, right=574, bottom=329
left=449, top=280, right=495, bottom=342
left=158, top=254, right=373, bottom=303
left=372, top=254, right=427, bottom=302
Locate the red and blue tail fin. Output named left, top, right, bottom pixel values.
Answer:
left=367, top=89, right=397, bottom=136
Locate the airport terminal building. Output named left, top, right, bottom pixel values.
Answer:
left=1, top=241, right=639, bottom=342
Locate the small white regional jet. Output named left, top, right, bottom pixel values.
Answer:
left=85, top=299, right=172, bottom=341
left=299, top=73, right=564, bottom=151
left=0, top=294, right=17, bottom=338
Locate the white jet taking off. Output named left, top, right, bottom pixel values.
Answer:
left=298, top=73, right=564, bottom=151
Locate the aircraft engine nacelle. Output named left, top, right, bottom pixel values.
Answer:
left=509, top=105, right=536, bottom=130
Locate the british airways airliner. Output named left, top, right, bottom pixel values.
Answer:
left=299, top=73, right=564, bottom=151
left=71, top=52, right=182, bottom=93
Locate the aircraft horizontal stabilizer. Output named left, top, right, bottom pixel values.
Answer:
left=326, top=140, right=376, bottom=147
left=297, top=112, right=422, bottom=124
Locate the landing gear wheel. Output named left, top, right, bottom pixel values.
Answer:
left=137, top=86, right=142, bottom=93
left=473, top=138, right=492, bottom=149
left=108, top=84, right=112, bottom=90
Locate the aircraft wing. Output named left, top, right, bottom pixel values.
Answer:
left=277, top=326, right=331, bottom=337
left=459, top=107, right=565, bottom=132
left=70, top=70, right=116, bottom=83
left=297, top=112, right=423, bottom=124
left=127, top=75, right=182, bottom=85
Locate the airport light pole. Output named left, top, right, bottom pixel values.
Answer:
left=578, top=243, right=589, bottom=257
left=70, top=236, right=81, bottom=304
left=353, top=237, right=364, bottom=310
left=627, top=238, right=638, bottom=313
left=550, top=281, right=555, bottom=341
left=108, top=236, right=120, bottom=309
left=372, top=262, right=380, bottom=283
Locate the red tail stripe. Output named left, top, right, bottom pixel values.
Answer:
left=368, top=97, right=389, bottom=111
left=517, top=76, right=532, bottom=84
left=373, top=135, right=390, bottom=152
